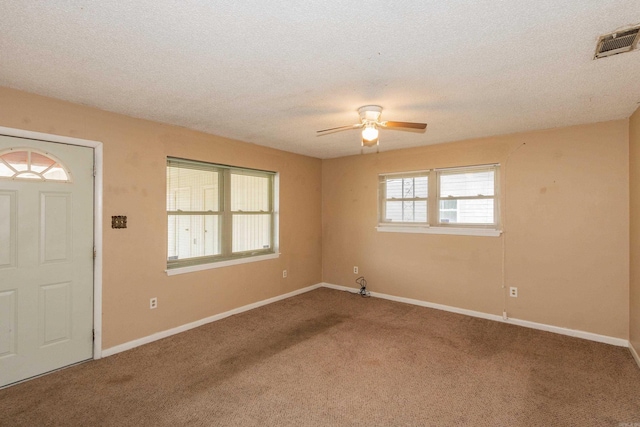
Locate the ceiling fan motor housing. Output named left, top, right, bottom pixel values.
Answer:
left=358, top=105, right=383, bottom=123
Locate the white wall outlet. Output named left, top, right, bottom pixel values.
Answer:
left=509, top=287, right=518, bottom=298
left=353, top=266, right=358, bottom=274
left=150, top=297, right=158, bottom=309
left=283, top=270, right=287, bottom=278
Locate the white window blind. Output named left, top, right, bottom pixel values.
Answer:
left=437, top=167, right=497, bottom=225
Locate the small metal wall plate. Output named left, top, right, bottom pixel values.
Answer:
left=111, top=215, right=127, bottom=229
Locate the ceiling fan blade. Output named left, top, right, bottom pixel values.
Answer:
left=316, top=124, right=362, bottom=134
left=382, top=121, right=427, bottom=130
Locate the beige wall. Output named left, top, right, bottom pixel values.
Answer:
left=630, top=106, right=640, bottom=354
left=322, top=120, right=629, bottom=339
left=0, top=87, right=323, bottom=349
left=0, top=84, right=633, bottom=350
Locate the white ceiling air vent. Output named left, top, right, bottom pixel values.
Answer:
left=594, top=26, right=640, bottom=59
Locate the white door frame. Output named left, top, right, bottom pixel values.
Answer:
left=0, top=126, right=104, bottom=359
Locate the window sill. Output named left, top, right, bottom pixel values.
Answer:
left=376, top=225, right=502, bottom=237
left=166, top=252, right=280, bottom=276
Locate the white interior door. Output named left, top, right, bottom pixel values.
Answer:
left=0, top=135, right=94, bottom=387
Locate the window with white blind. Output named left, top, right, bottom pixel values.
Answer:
left=167, top=157, right=277, bottom=271
left=378, top=164, right=500, bottom=236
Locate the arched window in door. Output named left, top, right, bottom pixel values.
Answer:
left=0, top=148, right=72, bottom=182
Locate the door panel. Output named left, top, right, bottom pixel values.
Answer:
left=0, top=290, right=17, bottom=357
left=0, top=136, right=94, bottom=387
left=0, top=191, right=16, bottom=268
left=40, top=192, right=72, bottom=263
left=39, top=282, right=71, bottom=346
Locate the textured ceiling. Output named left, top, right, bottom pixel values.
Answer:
left=1, top=1, right=639, bottom=159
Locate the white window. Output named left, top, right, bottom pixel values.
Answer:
left=378, top=164, right=499, bottom=235
left=437, top=166, right=497, bottom=226
left=378, top=171, right=429, bottom=225
left=167, top=158, right=276, bottom=270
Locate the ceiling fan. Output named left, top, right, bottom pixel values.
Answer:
left=317, top=105, right=427, bottom=148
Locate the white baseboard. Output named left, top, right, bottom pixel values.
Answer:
left=102, top=283, right=323, bottom=357
left=320, top=282, right=629, bottom=347
left=504, top=317, right=627, bottom=347
left=322, top=282, right=505, bottom=321
left=630, top=343, right=640, bottom=369
left=103, top=281, right=629, bottom=358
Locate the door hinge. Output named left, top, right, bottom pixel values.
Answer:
left=93, top=166, right=96, bottom=177
left=93, top=247, right=97, bottom=259
left=92, top=329, right=95, bottom=341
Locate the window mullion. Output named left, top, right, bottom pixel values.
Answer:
left=439, top=196, right=495, bottom=201
left=230, top=210, right=270, bottom=214
left=222, top=169, right=233, bottom=257
left=429, top=170, right=438, bottom=226
left=167, top=211, right=220, bottom=215
left=386, top=197, right=425, bottom=202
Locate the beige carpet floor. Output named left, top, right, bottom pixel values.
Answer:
left=1, top=287, right=639, bottom=426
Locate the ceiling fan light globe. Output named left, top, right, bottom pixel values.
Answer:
left=362, top=125, right=379, bottom=142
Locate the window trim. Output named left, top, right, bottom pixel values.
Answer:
left=377, top=163, right=501, bottom=237
left=375, top=225, right=502, bottom=237
left=166, top=252, right=280, bottom=276
left=166, top=157, right=279, bottom=273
